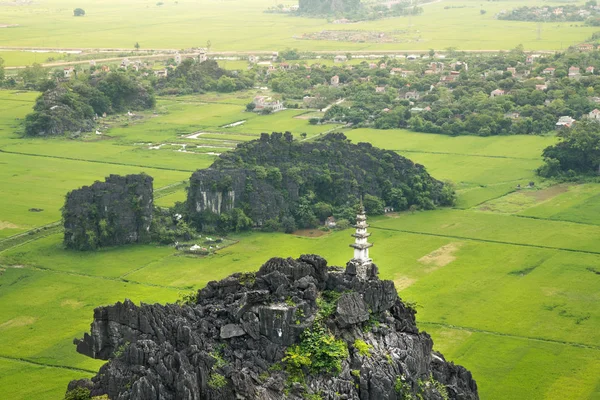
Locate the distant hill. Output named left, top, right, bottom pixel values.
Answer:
left=299, top=0, right=362, bottom=15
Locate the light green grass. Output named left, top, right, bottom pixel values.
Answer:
left=0, top=0, right=594, bottom=51
left=520, top=184, right=600, bottom=225
left=0, top=359, right=93, bottom=400
left=0, top=151, right=189, bottom=231
left=0, top=51, right=67, bottom=67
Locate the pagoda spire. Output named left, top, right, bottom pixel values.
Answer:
left=349, top=201, right=373, bottom=265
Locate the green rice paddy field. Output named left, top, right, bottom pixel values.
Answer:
left=0, top=0, right=596, bottom=56
left=0, top=89, right=599, bottom=400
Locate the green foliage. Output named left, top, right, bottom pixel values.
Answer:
left=394, top=376, right=413, bottom=400
left=64, top=387, right=91, bottom=400
left=207, top=373, right=227, bottom=389
left=539, top=121, right=600, bottom=177
left=283, top=324, right=349, bottom=379
left=316, top=290, right=343, bottom=320
left=353, top=339, right=373, bottom=357
left=73, top=8, right=85, bottom=17
left=112, top=341, right=129, bottom=358
left=176, top=290, right=198, bottom=306
left=362, top=194, right=384, bottom=215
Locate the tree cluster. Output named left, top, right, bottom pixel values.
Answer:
left=263, top=48, right=600, bottom=136
left=24, top=71, right=155, bottom=136
left=156, top=59, right=254, bottom=95
left=498, top=2, right=599, bottom=25
left=538, top=120, right=600, bottom=177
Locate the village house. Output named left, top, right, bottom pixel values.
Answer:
left=390, top=68, right=403, bottom=75
left=526, top=56, right=534, bottom=64
left=543, top=67, right=555, bottom=75
left=198, top=51, right=208, bottom=63
left=154, top=69, right=168, bottom=78
left=63, top=67, right=75, bottom=78
left=375, top=86, right=386, bottom=93
left=267, top=65, right=277, bottom=75
left=589, top=109, right=600, bottom=120
left=568, top=66, right=581, bottom=78
left=587, top=66, right=595, bottom=74
left=271, top=52, right=278, bottom=62
left=325, top=216, right=337, bottom=229
left=556, top=116, right=575, bottom=128
left=553, top=7, right=563, bottom=15
left=424, top=69, right=435, bottom=75
left=507, top=67, right=517, bottom=76
left=279, top=62, right=291, bottom=71
left=120, top=58, right=130, bottom=69
left=380, top=63, right=387, bottom=69
left=369, top=63, right=377, bottom=69
left=535, top=84, right=548, bottom=91
left=89, top=60, right=96, bottom=67
left=330, top=75, right=340, bottom=87
left=577, top=43, right=594, bottom=52
left=248, top=55, right=259, bottom=63
left=440, top=74, right=458, bottom=83
left=404, top=91, right=419, bottom=100
left=504, top=112, right=520, bottom=119
left=101, top=65, right=110, bottom=73
left=175, top=53, right=182, bottom=65
left=252, top=96, right=284, bottom=112
left=334, top=55, right=347, bottom=63
left=591, top=96, right=600, bottom=103
left=429, top=62, right=444, bottom=73
left=490, top=89, right=505, bottom=98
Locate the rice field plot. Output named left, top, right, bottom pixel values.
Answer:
left=0, top=0, right=594, bottom=51
left=342, top=128, right=556, bottom=208
left=0, top=151, right=189, bottom=235
left=0, top=266, right=179, bottom=371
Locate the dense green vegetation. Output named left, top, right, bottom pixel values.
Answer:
left=186, top=132, right=454, bottom=233
left=24, top=71, right=154, bottom=136
left=538, top=120, right=600, bottom=177
left=297, top=0, right=422, bottom=21
left=498, top=2, right=600, bottom=26
left=266, top=48, right=600, bottom=136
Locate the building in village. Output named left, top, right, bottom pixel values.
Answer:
left=252, top=96, right=284, bottom=112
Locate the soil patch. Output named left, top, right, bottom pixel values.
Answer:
left=61, top=299, right=84, bottom=309
left=293, top=229, right=329, bottom=238
left=393, top=275, right=416, bottom=290
left=0, top=316, right=36, bottom=330
left=0, top=221, right=19, bottom=229
left=418, top=242, right=463, bottom=272
left=522, top=184, right=570, bottom=202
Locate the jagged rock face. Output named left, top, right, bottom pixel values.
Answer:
left=63, top=174, right=153, bottom=250
left=70, top=255, right=478, bottom=400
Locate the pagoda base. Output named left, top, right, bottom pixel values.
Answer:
left=345, top=258, right=378, bottom=280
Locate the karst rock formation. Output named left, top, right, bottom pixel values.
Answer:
left=68, top=253, right=478, bottom=400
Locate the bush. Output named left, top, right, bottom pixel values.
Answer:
left=353, top=339, right=373, bottom=357
left=65, top=387, right=91, bottom=400
left=73, top=8, right=85, bottom=17
left=282, top=215, right=297, bottom=233
left=207, top=373, right=227, bottom=389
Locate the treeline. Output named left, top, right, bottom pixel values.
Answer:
left=25, top=72, right=154, bottom=137
left=498, top=2, right=600, bottom=25
left=156, top=59, right=254, bottom=95
left=538, top=120, right=600, bottom=178
left=265, top=48, right=600, bottom=136
left=297, top=0, right=421, bottom=20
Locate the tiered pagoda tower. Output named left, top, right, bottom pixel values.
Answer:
left=349, top=203, right=373, bottom=267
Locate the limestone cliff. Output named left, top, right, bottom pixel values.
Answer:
left=63, top=174, right=154, bottom=250
left=68, top=255, right=478, bottom=400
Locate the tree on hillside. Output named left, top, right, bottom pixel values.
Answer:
left=18, top=63, right=48, bottom=90
left=538, top=120, right=600, bottom=177
left=73, top=8, right=85, bottom=17
left=134, top=42, right=140, bottom=50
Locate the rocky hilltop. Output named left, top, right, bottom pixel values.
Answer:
left=68, top=254, right=478, bottom=400
left=187, top=132, right=454, bottom=230
left=63, top=174, right=154, bottom=250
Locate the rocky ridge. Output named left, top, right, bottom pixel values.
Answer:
left=69, top=254, right=478, bottom=400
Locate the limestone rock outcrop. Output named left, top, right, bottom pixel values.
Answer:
left=69, top=255, right=478, bottom=400
left=63, top=174, right=153, bottom=250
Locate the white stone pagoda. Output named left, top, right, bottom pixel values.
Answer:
left=350, top=203, right=373, bottom=266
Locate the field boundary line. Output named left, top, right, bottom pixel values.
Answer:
left=419, top=322, right=600, bottom=350
left=0, top=355, right=97, bottom=374
left=391, top=149, right=539, bottom=161
left=370, top=225, right=600, bottom=255
left=0, top=149, right=196, bottom=172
